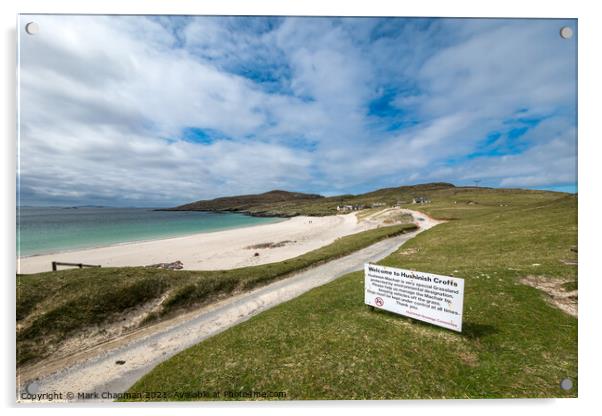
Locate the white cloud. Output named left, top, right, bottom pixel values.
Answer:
left=18, top=16, right=577, bottom=206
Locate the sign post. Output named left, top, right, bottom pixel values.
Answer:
left=364, top=263, right=465, bottom=332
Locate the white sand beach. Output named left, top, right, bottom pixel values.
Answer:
left=18, top=209, right=413, bottom=274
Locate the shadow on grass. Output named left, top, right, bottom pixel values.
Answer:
left=368, top=306, right=496, bottom=339
left=461, top=322, right=496, bottom=339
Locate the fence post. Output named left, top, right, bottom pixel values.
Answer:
left=52, top=261, right=57, bottom=272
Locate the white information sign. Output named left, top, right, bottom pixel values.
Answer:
left=364, top=263, right=465, bottom=332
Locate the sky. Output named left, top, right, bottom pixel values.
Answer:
left=18, top=16, right=577, bottom=207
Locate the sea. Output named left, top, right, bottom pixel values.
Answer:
left=17, top=207, right=284, bottom=257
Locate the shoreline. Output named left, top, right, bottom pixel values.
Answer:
left=18, top=216, right=288, bottom=259
left=18, top=211, right=394, bottom=274
left=153, top=208, right=297, bottom=219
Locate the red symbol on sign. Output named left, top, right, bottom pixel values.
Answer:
left=375, top=297, right=384, bottom=307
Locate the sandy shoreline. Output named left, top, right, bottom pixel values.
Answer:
left=18, top=216, right=288, bottom=259
left=18, top=210, right=398, bottom=274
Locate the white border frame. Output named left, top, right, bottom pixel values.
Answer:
left=3, top=1, right=599, bottom=415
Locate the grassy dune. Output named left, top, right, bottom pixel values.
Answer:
left=127, top=189, right=577, bottom=400
left=17, top=223, right=416, bottom=367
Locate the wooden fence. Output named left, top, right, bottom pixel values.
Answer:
left=51, top=261, right=101, bottom=271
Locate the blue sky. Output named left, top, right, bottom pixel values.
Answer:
left=18, top=16, right=577, bottom=206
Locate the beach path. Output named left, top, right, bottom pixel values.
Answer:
left=17, top=210, right=440, bottom=402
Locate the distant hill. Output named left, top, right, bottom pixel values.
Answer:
left=166, top=190, right=324, bottom=216
left=360, top=182, right=456, bottom=196
left=163, top=183, right=463, bottom=217
left=166, top=182, right=567, bottom=218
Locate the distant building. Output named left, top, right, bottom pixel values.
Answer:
left=337, top=205, right=353, bottom=212
left=371, top=202, right=386, bottom=208
left=337, top=204, right=366, bottom=212
left=412, top=196, right=431, bottom=204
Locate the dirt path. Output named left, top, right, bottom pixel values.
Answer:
left=17, top=209, right=440, bottom=403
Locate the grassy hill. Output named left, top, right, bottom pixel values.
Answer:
left=165, top=190, right=324, bottom=217
left=163, top=182, right=567, bottom=220
left=165, top=183, right=460, bottom=217
left=127, top=188, right=578, bottom=400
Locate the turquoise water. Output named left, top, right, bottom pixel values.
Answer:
left=17, top=207, right=283, bottom=257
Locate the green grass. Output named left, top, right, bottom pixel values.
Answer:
left=126, top=191, right=577, bottom=400
left=17, top=223, right=416, bottom=367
